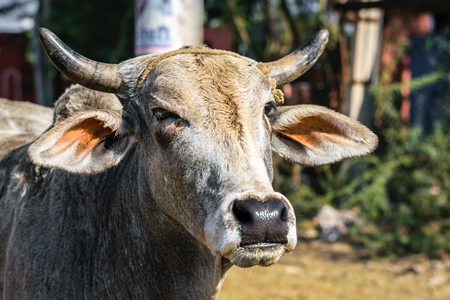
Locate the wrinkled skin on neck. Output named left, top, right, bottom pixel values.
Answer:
left=1, top=146, right=226, bottom=299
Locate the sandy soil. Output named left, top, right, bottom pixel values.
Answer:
left=219, top=241, right=450, bottom=300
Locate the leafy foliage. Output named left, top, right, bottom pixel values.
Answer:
left=286, top=61, right=450, bottom=258
left=44, top=0, right=134, bottom=63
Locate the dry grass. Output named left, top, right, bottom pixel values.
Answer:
left=219, top=241, right=450, bottom=300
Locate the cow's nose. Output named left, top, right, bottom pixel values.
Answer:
left=232, top=198, right=289, bottom=246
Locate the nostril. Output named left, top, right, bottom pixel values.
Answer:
left=232, top=202, right=252, bottom=224
left=280, top=206, right=288, bottom=222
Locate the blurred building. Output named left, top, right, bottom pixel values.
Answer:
left=0, top=0, right=38, bottom=102
left=204, top=25, right=234, bottom=51
left=335, top=0, right=450, bottom=132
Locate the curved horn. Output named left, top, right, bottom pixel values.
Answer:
left=266, top=29, right=329, bottom=86
left=39, top=28, right=122, bottom=93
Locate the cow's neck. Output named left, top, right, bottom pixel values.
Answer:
left=139, top=207, right=228, bottom=299
left=76, top=148, right=230, bottom=299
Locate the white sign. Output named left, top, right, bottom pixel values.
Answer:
left=136, top=0, right=177, bottom=54
left=135, top=0, right=203, bottom=55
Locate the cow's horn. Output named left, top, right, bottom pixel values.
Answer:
left=39, top=28, right=122, bottom=93
left=266, top=29, right=329, bottom=86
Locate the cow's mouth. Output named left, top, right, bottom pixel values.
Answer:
left=226, top=242, right=292, bottom=268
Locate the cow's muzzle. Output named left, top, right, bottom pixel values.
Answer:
left=225, top=196, right=296, bottom=268
left=232, top=198, right=289, bottom=247
left=205, top=192, right=297, bottom=268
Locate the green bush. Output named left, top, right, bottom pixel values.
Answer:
left=348, top=122, right=450, bottom=257
left=284, top=73, right=450, bottom=258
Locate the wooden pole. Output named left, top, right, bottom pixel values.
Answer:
left=345, top=7, right=383, bottom=126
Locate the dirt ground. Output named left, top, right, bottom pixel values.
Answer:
left=219, top=241, right=450, bottom=300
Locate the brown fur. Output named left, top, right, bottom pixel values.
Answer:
left=0, top=98, right=52, bottom=159
left=53, top=85, right=122, bottom=123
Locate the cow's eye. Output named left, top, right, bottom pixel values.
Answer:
left=153, top=108, right=179, bottom=121
left=264, top=102, right=276, bottom=116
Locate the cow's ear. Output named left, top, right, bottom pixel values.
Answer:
left=269, top=105, right=378, bottom=166
left=28, top=110, right=134, bottom=174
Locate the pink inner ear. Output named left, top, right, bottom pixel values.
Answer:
left=48, top=118, right=114, bottom=158
left=278, top=115, right=351, bottom=152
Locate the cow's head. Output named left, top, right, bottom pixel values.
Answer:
left=28, top=29, right=377, bottom=268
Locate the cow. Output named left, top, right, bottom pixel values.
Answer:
left=0, top=98, right=52, bottom=159
left=0, top=28, right=378, bottom=299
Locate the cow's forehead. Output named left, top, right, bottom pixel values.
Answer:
left=140, top=54, right=273, bottom=131
left=146, top=54, right=272, bottom=106
left=134, top=54, right=274, bottom=146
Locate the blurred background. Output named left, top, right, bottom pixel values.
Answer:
left=1, top=0, right=450, bottom=298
